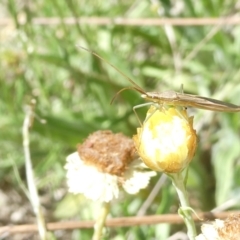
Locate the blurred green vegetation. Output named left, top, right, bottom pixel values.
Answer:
left=1, top=0, right=240, bottom=239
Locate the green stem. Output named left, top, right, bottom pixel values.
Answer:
left=92, top=202, right=110, bottom=240
left=169, top=171, right=197, bottom=240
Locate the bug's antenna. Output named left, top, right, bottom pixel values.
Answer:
left=77, top=45, right=146, bottom=94
left=110, top=86, right=146, bottom=104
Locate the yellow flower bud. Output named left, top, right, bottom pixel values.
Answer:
left=133, top=106, right=197, bottom=173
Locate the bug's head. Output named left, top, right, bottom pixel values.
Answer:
left=111, top=86, right=146, bottom=104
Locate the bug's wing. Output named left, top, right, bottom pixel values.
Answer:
left=177, top=93, right=240, bottom=112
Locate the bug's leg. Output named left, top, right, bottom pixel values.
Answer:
left=133, top=102, right=159, bottom=150
left=158, top=102, right=188, bottom=123
left=142, top=103, right=163, bottom=123
left=180, top=83, right=184, bottom=94
left=133, top=102, right=153, bottom=126
left=179, top=84, right=187, bottom=107
left=159, top=103, right=167, bottom=113
left=179, top=84, right=188, bottom=111
left=173, top=107, right=190, bottom=123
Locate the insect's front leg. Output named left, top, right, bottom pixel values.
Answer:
left=133, top=102, right=154, bottom=126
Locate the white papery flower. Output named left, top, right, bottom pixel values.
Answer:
left=65, top=130, right=156, bottom=202
left=196, top=214, right=240, bottom=240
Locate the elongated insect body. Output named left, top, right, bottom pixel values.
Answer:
left=141, top=91, right=240, bottom=112
left=78, top=46, right=240, bottom=113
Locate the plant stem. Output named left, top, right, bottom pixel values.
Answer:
left=92, top=202, right=110, bottom=240
left=169, top=171, right=197, bottom=240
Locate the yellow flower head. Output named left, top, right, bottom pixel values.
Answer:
left=133, top=106, right=197, bottom=173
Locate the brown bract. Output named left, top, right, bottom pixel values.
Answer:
left=77, top=130, right=137, bottom=176
left=218, top=214, right=240, bottom=240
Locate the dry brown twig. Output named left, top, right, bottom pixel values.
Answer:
left=0, top=17, right=240, bottom=26
left=1, top=211, right=240, bottom=235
